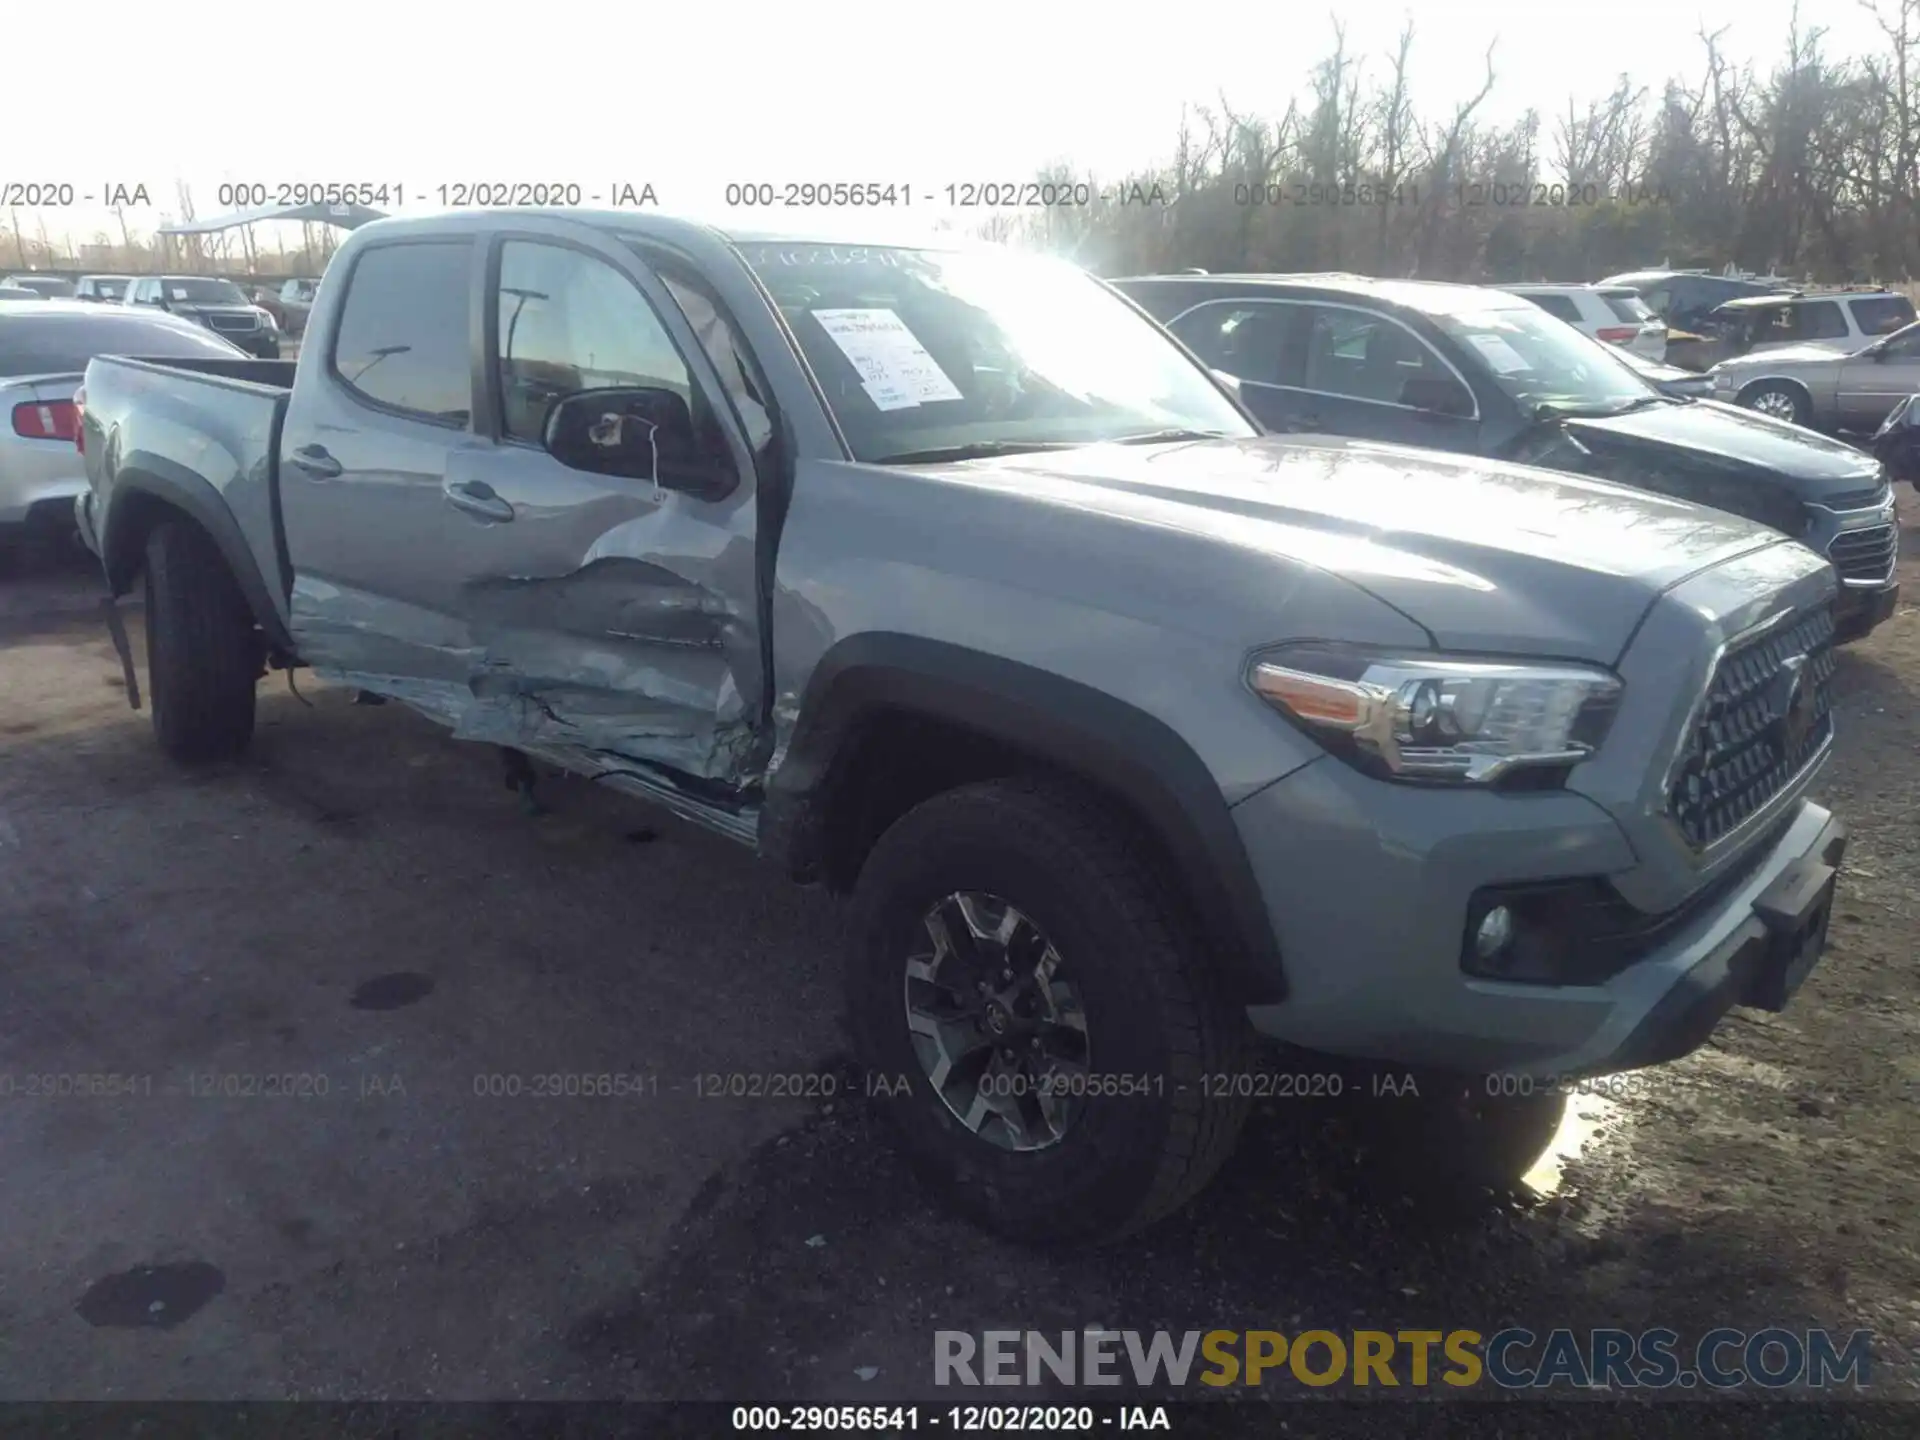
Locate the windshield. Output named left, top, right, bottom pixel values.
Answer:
left=87, top=279, right=128, bottom=299
left=164, top=278, right=248, bottom=304
left=11, top=276, right=73, bottom=297
left=1432, top=303, right=1657, bottom=413
left=728, top=243, right=1254, bottom=462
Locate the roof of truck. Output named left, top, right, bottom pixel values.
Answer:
left=362, top=208, right=985, bottom=254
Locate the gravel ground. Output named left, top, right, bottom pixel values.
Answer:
left=0, top=500, right=1917, bottom=1427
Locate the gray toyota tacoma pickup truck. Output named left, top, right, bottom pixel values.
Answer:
left=75, top=210, right=1849, bottom=1243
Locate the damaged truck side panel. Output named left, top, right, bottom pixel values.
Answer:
left=89, top=213, right=776, bottom=809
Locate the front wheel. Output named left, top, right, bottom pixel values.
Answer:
left=1739, top=381, right=1811, bottom=428
left=847, top=778, right=1254, bottom=1245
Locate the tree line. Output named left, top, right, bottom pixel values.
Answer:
left=992, top=1, right=1920, bottom=286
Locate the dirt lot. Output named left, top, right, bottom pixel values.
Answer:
left=0, top=501, right=1917, bottom=1422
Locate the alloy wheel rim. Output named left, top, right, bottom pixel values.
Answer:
left=1751, top=391, right=1798, bottom=420
left=902, top=891, right=1090, bottom=1153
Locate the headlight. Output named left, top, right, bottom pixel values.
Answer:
left=255, top=307, right=278, bottom=330
left=1248, top=644, right=1623, bottom=784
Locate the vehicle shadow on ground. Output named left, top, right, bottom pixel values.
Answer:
left=555, top=1063, right=1858, bottom=1403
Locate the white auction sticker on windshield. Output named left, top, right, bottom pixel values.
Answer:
left=169, top=287, right=191, bottom=301
left=1465, top=333, right=1530, bottom=374
left=811, top=308, right=964, bottom=411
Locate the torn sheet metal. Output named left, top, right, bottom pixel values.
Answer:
left=289, top=503, right=766, bottom=789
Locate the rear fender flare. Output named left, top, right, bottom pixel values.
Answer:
left=102, top=456, right=295, bottom=654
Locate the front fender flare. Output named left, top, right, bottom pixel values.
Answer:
left=763, top=633, right=1287, bottom=1003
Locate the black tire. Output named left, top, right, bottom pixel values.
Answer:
left=143, top=520, right=261, bottom=762
left=1739, top=381, right=1811, bottom=428
left=847, top=777, right=1254, bottom=1245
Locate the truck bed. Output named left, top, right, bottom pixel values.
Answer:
left=81, top=353, right=298, bottom=641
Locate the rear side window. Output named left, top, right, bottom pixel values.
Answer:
left=0, top=312, right=245, bottom=377
left=331, top=241, right=472, bottom=425
left=1601, top=291, right=1654, bottom=323
left=1170, top=303, right=1300, bottom=386
left=1849, top=295, right=1916, bottom=336
left=1521, top=293, right=1582, bottom=324
left=1790, top=301, right=1848, bottom=341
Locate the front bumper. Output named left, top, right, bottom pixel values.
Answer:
left=1234, top=754, right=1846, bottom=1079
left=1834, top=579, right=1899, bottom=640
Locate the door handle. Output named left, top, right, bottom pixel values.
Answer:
left=287, top=443, right=343, bottom=478
left=444, top=480, right=515, bottom=523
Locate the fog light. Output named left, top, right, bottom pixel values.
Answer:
left=1474, top=905, right=1514, bottom=961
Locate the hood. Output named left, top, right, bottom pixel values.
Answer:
left=1714, top=343, right=1847, bottom=371
left=1560, top=398, right=1881, bottom=499
left=922, top=435, right=1786, bottom=663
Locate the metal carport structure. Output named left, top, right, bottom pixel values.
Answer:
left=156, top=200, right=388, bottom=269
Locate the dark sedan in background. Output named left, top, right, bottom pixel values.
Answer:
left=1115, top=271, right=1900, bottom=640
left=122, top=274, right=279, bottom=358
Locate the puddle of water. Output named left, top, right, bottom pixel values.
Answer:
left=1522, top=1094, right=1623, bottom=1196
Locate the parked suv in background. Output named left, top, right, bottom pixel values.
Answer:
left=2, top=274, right=75, bottom=300
left=1115, top=272, right=1899, bottom=640
left=0, top=300, right=247, bottom=550
left=253, top=276, right=323, bottom=336
left=1500, top=284, right=1667, bottom=361
left=72, top=275, right=134, bottom=304
left=1597, top=270, right=1791, bottom=333
left=1701, top=290, right=1915, bottom=363
left=123, top=275, right=279, bottom=358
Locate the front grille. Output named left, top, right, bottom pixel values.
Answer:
left=206, top=313, right=257, bottom=333
left=1822, top=484, right=1891, bottom=510
left=1827, top=523, right=1898, bottom=584
left=1667, top=605, right=1836, bottom=849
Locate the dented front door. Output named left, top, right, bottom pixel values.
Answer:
left=286, top=222, right=765, bottom=790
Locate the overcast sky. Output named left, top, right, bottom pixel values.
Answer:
left=3, top=0, right=1894, bottom=253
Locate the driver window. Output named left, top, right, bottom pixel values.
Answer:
left=1304, top=308, right=1441, bottom=405
left=495, top=241, right=692, bottom=444
left=1879, top=326, right=1920, bottom=360
left=1172, top=304, right=1296, bottom=386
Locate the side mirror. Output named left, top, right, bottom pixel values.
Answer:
left=542, top=386, right=734, bottom=498
left=1210, top=368, right=1244, bottom=398
left=1401, top=375, right=1474, bottom=418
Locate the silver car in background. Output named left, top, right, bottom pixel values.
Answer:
left=1709, top=318, right=1920, bottom=431
left=0, top=301, right=248, bottom=549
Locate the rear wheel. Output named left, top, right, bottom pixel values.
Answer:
left=143, top=520, right=262, bottom=762
left=1739, top=381, right=1811, bottom=427
left=847, top=778, right=1254, bottom=1245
